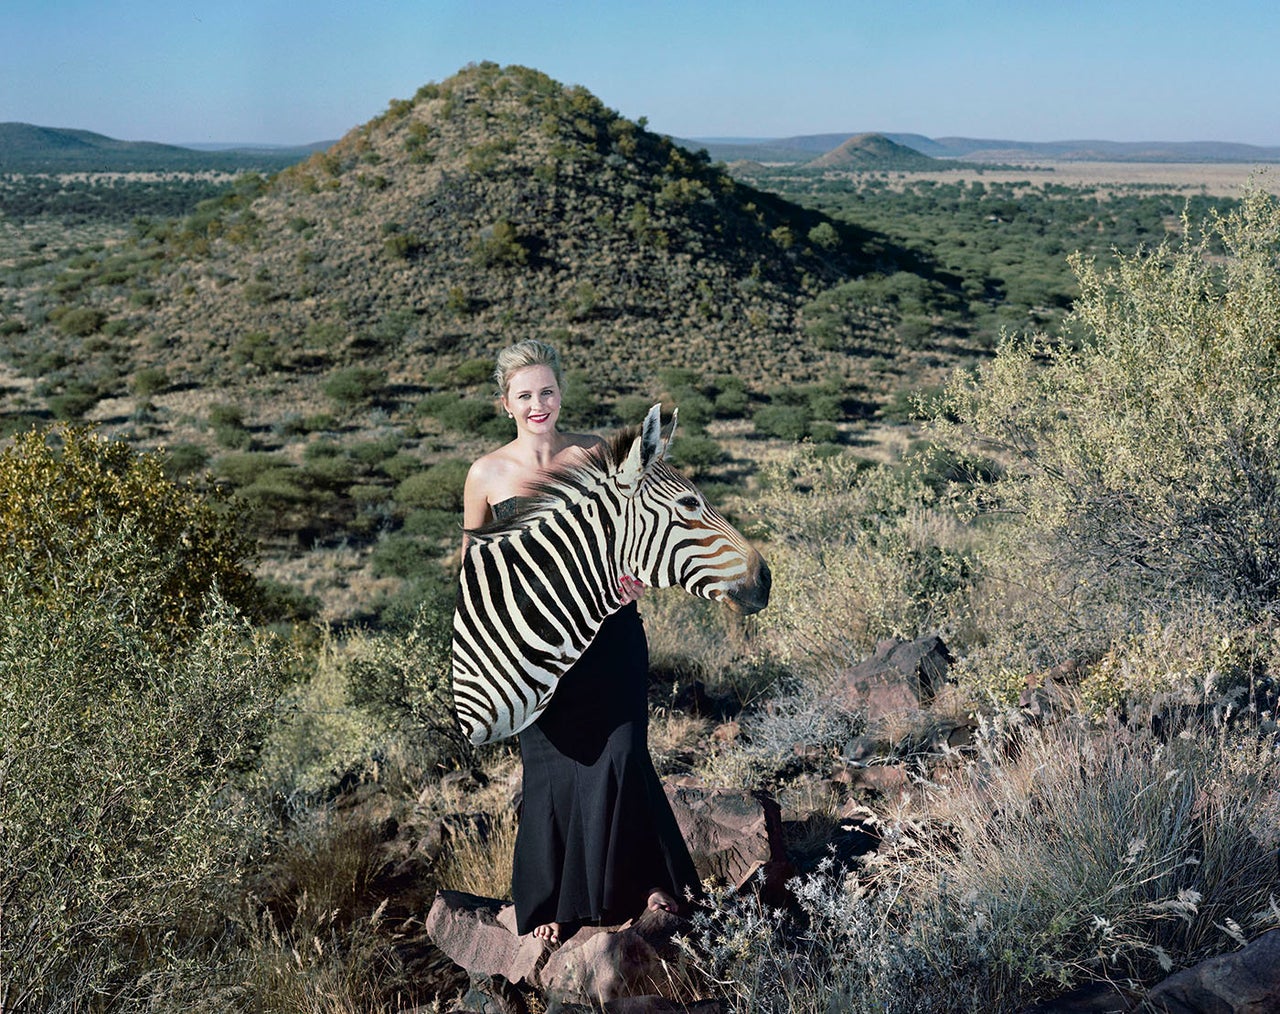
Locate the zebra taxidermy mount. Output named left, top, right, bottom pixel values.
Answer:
left=452, top=403, right=771, bottom=746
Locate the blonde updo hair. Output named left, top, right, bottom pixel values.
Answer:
left=493, top=339, right=565, bottom=396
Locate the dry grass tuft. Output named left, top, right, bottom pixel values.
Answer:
left=435, top=809, right=521, bottom=900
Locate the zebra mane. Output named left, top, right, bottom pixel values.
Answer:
left=467, top=426, right=640, bottom=542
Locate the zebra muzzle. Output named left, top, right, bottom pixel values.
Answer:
left=723, top=553, right=771, bottom=615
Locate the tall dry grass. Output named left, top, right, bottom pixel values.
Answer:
left=678, top=709, right=1280, bottom=1012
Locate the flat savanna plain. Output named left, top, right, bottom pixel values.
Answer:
left=903, top=159, right=1280, bottom=196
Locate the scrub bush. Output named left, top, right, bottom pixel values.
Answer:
left=752, top=445, right=978, bottom=677
left=933, top=186, right=1280, bottom=699
left=0, top=426, right=258, bottom=631
left=0, top=427, right=286, bottom=1010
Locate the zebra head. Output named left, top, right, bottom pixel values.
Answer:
left=614, top=403, right=770, bottom=615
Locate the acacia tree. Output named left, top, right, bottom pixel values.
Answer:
left=933, top=186, right=1280, bottom=653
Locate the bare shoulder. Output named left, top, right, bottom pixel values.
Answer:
left=469, top=442, right=518, bottom=476
left=466, top=444, right=519, bottom=499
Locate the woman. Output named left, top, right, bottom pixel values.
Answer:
left=462, top=339, right=699, bottom=944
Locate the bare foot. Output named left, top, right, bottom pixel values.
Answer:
left=646, top=889, right=679, bottom=915
left=532, top=921, right=560, bottom=944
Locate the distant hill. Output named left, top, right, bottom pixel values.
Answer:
left=690, top=132, right=1280, bottom=166
left=180, top=141, right=336, bottom=153
left=680, top=134, right=848, bottom=163
left=809, top=133, right=940, bottom=170
left=0, top=123, right=318, bottom=172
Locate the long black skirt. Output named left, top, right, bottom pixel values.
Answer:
left=511, top=603, right=699, bottom=934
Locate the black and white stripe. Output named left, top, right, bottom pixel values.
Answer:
left=452, top=403, right=770, bottom=745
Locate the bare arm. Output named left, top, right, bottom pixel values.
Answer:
left=461, top=458, right=494, bottom=554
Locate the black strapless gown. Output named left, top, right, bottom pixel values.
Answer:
left=491, top=498, right=699, bottom=934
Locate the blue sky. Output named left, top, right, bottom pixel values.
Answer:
left=5, top=0, right=1278, bottom=147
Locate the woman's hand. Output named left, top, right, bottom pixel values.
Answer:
left=619, top=574, right=646, bottom=605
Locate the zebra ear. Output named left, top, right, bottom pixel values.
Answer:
left=664, top=406, right=679, bottom=450
left=640, top=402, right=664, bottom=463
left=618, top=403, right=664, bottom=491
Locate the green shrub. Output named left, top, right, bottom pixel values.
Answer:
left=302, top=438, right=343, bottom=462
left=347, top=434, right=402, bottom=466
left=243, top=280, right=273, bottom=305
left=56, top=305, right=105, bottom=336
left=349, top=482, right=389, bottom=507
left=0, top=412, right=45, bottom=438
left=394, top=459, right=469, bottom=513
left=667, top=387, right=714, bottom=430
left=455, top=356, right=494, bottom=386
left=808, top=421, right=840, bottom=444
left=559, top=368, right=601, bottom=427
left=162, top=442, right=210, bottom=478
left=0, top=434, right=279, bottom=1014
left=403, top=508, right=461, bottom=543
left=752, top=446, right=976, bottom=672
left=236, top=473, right=328, bottom=538
left=208, top=402, right=251, bottom=448
left=340, top=602, right=469, bottom=770
left=446, top=285, right=476, bottom=316
left=658, top=366, right=703, bottom=391
left=422, top=394, right=497, bottom=433
left=300, top=454, right=356, bottom=490
left=231, top=330, right=280, bottom=372
left=469, top=219, right=527, bottom=268
left=379, top=451, right=423, bottom=482
left=369, top=533, right=439, bottom=578
left=305, top=321, right=345, bottom=350
left=613, top=394, right=656, bottom=426
left=753, top=403, right=811, bottom=441
left=131, top=366, right=168, bottom=399
left=383, top=231, right=423, bottom=260
left=808, top=221, right=840, bottom=251
left=0, top=427, right=258, bottom=631
left=209, top=402, right=244, bottom=425
left=668, top=434, right=725, bottom=476
left=323, top=366, right=386, bottom=408
left=256, top=576, right=321, bottom=623
left=47, top=388, right=101, bottom=420
left=712, top=385, right=750, bottom=419
left=213, top=451, right=290, bottom=488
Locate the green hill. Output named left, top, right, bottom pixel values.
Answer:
left=10, top=63, right=904, bottom=418
left=0, top=122, right=316, bottom=172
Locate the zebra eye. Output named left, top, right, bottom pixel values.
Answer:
left=677, top=495, right=699, bottom=510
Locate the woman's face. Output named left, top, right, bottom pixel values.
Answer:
left=502, top=364, right=562, bottom=435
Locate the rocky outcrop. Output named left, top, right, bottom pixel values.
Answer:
left=1018, top=929, right=1280, bottom=1013
left=425, top=891, right=547, bottom=990
left=1141, top=928, right=1280, bottom=1013
left=832, top=635, right=953, bottom=721
left=664, top=785, right=785, bottom=896
left=425, top=890, right=698, bottom=1008
left=424, top=787, right=798, bottom=1008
